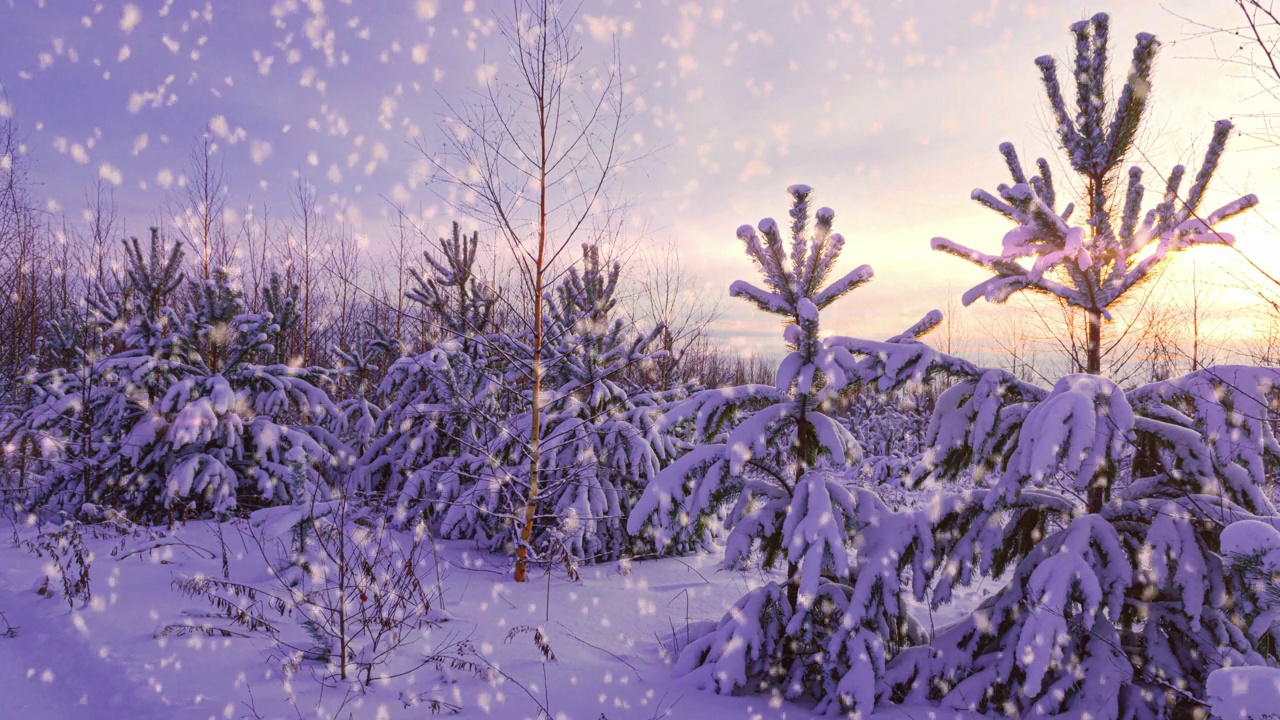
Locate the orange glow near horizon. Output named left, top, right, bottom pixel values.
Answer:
left=2, top=1, right=1279, bottom=374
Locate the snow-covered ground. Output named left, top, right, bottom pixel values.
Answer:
left=0, top=516, right=982, bottom=720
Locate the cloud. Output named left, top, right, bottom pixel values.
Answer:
left=739, top=159, right=771, bottom=182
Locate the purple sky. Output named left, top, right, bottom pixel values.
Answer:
left=1, top=0, right=1273, bottom=353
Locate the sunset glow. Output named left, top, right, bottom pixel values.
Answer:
left=2, top=0, right=1275, bottom=358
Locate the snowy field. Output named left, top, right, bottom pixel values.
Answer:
left=0, top=515, right=982, bottom=720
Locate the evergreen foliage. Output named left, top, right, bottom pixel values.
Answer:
left=465, top=245, right=678, bottom=562
left=5, top=229, right=341, bottom=518
left=1, top=304, right=108, bottom=511
left=822, top=15, right=1280, bottom=717
left=629, top=185, right=889, bottom=706
left=361, top=222, right=502, bottom=513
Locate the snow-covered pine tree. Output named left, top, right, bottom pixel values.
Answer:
left=109, top=263, right=338, bottom=516
left=452, top=244, right=679, bottom=563
left=627, top=185, right=888, bottom=702
left=361, top=222, right=502, bottom=520
left=114, top=228, right=187, bottom=359
left=330, top=339, right=381, bottom=463
left=3, top=230, right=187, bottom=512
left=841, top=386, right=932, bottom=492
left=1, top=302, right=110, bottom=512
left=824, top=15, right=1280, bottom=717
left=258, top=272, right=305, bottom=367
left=410, top=221, right=497, bottom=346
left=93, top=228, right=187, bottom=492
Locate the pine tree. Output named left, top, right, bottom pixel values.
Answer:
left=363, top=222, right=502, bottom=519
left=98, top=247, right=338, bottom=516
left=932, top=13, right=1254, bottom=417
left=628, top=185, right=884, bottom=702
left=175, top=269, right=336, bottom=512
left=2, top=303, right=108, bottom=512
left=115, top=228, right=186, bottom=358
left=90, top=229, right=188, bottom=510
left=841, top=386, right=932, bottom=491
left=824, top=15, right=1280, bottom=717
left=452, top=244, right=678, bottom=563
left=330, top=339, right=381, bottom=462
left=2, top=230, right=185, bottom=512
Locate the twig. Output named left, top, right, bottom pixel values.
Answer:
left=555, top=621, right=645, bottom=680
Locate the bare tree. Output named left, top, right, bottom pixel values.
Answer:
left=382, top=207, right=420, bottom=351
left=77, top=178, right=120, bottom=297
left=989, top=312, right=1042, bottom=384
left=675, top=336, right=777, bottom=388
left=1176, top=260, right=1227, bottom=372
left=1175, top=2, right=1280, bottom=142
left=1133, top=298, right=1181, bottom=383
left=1245, top=302, right=1280, bottom=364
left=0, top=115, right=49, bottom=385
left=282, top=176, right=328, bottom=366
left=940, top=285, right=966, bottom=356
left=328, top=223, right=363, bottom=358
left=633, top=238, right=722, bottom=390
left=170, top=132, right=231, bottom=281
left=422, top=0, right=631, bottom=582
left=1179, top=2, right=1280, bottom=337
left=238, top=201, right=275, bottom=313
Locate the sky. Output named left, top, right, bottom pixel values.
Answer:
left=0, top=0, right=1276, bottom=357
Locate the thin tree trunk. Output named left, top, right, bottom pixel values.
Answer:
left=515, top=48, right=550, bottom=583
left=788, top=407, right=818, bottom=608
left=1085, top=171, right=1108, bottom=512
left=1086, top=307, right=1102, bottom=375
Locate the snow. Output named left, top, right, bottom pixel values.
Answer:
left=1207, top=667, right=1280, bottom=720
left=0, top=582, right=171, bottom=719
left=1223, top=519, right=1280, bottom=570
left=0, top=517, right=877, bottom=720
left=2, top=7, right=1278, bottom=718
left=1005, top=374, right=1134, bottom=491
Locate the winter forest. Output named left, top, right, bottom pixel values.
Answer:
left=5, top=1, right=1280, bottom=718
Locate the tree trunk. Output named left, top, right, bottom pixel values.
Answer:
left=514, top=53, right=551, bottom=583
left=786, top=560, right=800, bottom=609
left=1086, top=307, right=1107, bottom=513
left=787, top=407, right=819, bottom=608
left=1086, top=307, right=1102, bottom=375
